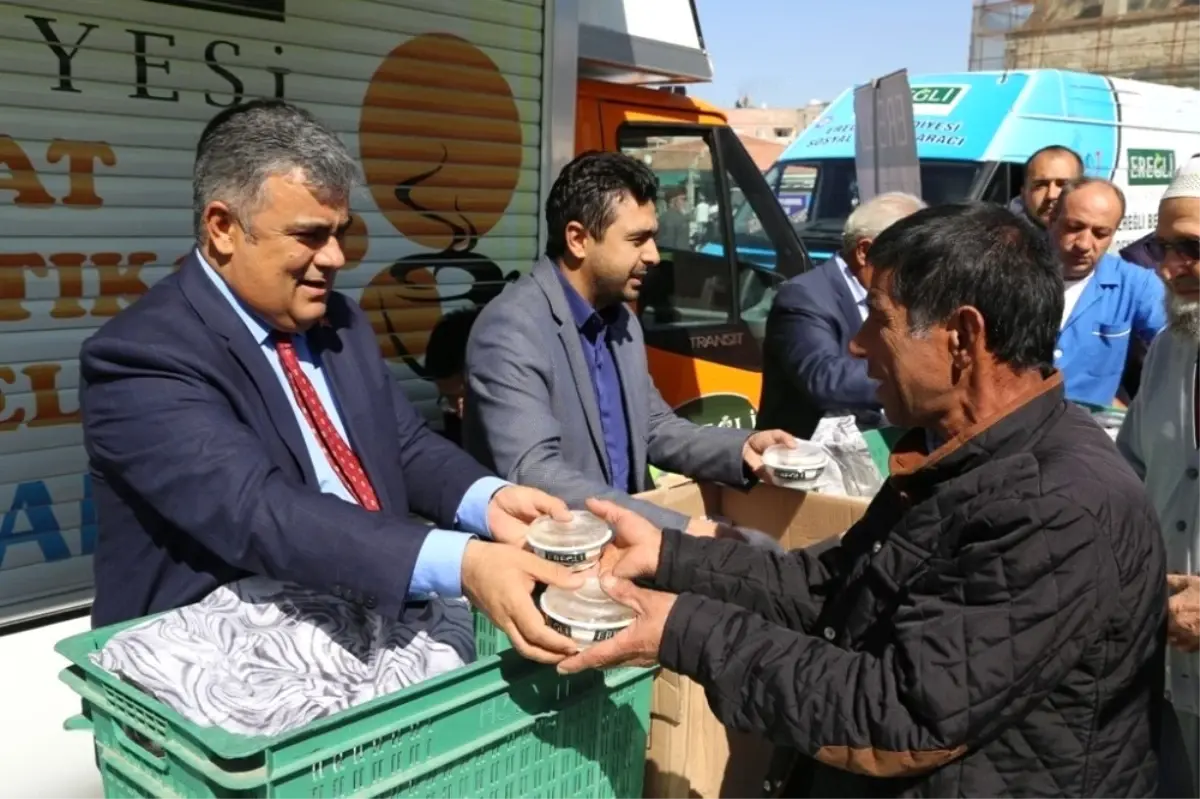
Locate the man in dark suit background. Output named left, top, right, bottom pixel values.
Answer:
left=757, top=192, right=925, bottom=438
left=424, top=306, right=482, bottom=446
left=657, top=186, right=692, bottom=251
left=80, top=100, right=583, bottom=664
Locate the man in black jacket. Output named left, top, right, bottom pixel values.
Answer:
left=560, top=203, right=1167, bottom=797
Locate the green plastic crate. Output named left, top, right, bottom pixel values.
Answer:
left=57, top=617, right=654, bottom=798
left=473, top=609, right=513, bottom=657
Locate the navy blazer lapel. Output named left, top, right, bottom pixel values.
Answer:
left=177, top=254, right=316, bottom=485
left=823, top=258, right=862, bottom=337
left=531, top=259, right=611, bottom=481
left=308, top=307, right=395, bottom=511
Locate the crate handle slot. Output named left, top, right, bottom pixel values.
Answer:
left=115, top=722, right=170, bottom=771
left=60, top=667, right=270, bottom=791
left=95, top=741, right=186, bottom=798
left=59, top=668, right=168, bottom=772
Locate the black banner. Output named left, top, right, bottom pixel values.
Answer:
left=142, top=0, right=286, bottom=22
left=854, top=69, right=921, bottom=203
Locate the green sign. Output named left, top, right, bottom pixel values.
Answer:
left=1128, top=149, right=1176, bottom=185
left=672, top=393, right=756, bottom=431
left=910, top=86, right=963, bottom=105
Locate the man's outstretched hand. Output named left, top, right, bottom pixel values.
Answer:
left=1167, top=573, right=1200, bottom=653
left=462, top=539, right=584, bottom=663
left=487, top=485, right=572, bottom=547
left=587, top=498, right=664, bottom=582
left=556, top=574, right=676, bottom=674
left=742, top=429, right=797, bottom=483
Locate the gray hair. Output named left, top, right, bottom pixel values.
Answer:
left=842, top=191, right=927, bottom=253
left=193, top=100, right=360, bottom=240
left=1167, top=291, right=1200, bottom=339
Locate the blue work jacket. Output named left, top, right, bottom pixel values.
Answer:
left=1056, top=254, right=1166, bottom=407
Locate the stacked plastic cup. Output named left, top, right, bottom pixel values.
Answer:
left=526, top=510, right=635, bottom=648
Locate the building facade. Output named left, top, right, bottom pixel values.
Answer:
left=724, top=100, right=830, bottom=145
left=970, top=0, right=1199, bottom=88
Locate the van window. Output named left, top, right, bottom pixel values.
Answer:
left=980, top=162, right=1024, bottom=206
left=619, top=130, right=734, bottom=330
left=722, top=190, right=779, bottom=344
left=773, top=163, right=817, bottom=226
left=762, top=158, right=986, bottom=234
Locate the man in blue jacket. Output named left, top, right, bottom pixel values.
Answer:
left=1049, top=178, right=1165, bottom=407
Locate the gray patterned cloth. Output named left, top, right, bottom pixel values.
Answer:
left=92, top=576, right=475, bottom=737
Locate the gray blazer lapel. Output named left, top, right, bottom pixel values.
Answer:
left=609, top=309, right=650, bottom=490
left=531, top=259, right=611, bottom=480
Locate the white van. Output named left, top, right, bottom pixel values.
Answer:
left=764, top=69, right=1200, bottom=261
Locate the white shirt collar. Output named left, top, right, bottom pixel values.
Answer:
left=835, top=253, right=869, bottom=318
left=195, top=247, right=275, bottom=345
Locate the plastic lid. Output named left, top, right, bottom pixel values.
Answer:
left=526, top=510, right=613, bottom=553
left=540, top=583, right=635, bottom=629
left=762, top=440, right=828, bottom=470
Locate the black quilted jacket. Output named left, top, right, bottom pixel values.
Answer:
left=655, top=376, right=1166, bottom=797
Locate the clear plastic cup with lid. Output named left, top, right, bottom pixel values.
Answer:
left=526, top=509, right=613, bottom=571
left=539, top=580, right=634, bottom=649
left=761, top=439, right=829, bottom=491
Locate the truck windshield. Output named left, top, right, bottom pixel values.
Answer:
left=750, top=157, right=986, bottom=236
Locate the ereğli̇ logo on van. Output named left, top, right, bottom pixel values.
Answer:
left=910, top=85, right=970, bottom=117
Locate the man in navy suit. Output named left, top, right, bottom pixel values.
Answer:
left=80, top=100, right=584, bottom=664
left=757, top=192, right=926, bottom=438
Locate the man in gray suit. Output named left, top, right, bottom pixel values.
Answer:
left=463, top=151, right=793, bottom=532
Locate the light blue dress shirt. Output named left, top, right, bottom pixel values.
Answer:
left=197, top=251, right=507, bottom=598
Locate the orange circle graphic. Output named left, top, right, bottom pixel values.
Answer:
left=359, top=32, right=523, bottom=249
left=358, top=33, right=524, bottom=371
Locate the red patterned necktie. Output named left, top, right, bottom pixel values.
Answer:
left=272, top=331, right=380, bottom=511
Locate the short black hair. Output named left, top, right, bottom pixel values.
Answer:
left=544, top=151, right=658, bottom=259
left=867, top=202, right=1063, bottom=372
left=1024, top=145, right=1084, bottom=175
left=424, top=306, right=481, bottom=380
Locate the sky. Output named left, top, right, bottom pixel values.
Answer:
left=690, top=0, right=976, bottom=108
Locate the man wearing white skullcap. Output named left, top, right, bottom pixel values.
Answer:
left=1117, top=154, right=1200, bottom=799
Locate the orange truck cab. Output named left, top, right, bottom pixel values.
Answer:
left=570, top=21, right=812, bottom=430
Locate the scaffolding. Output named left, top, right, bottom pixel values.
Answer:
left=968, top=0, right=1200, bottom=88
left=969, top=0, right=1036, bottom=71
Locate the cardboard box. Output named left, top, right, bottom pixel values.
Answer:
left=634, top=480, right=871, bottom=799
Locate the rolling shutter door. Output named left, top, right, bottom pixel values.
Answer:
left=0, top=0, right=546, bottom=625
